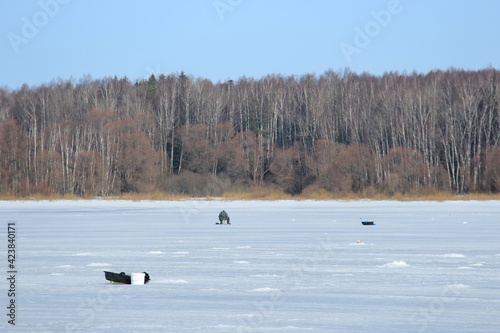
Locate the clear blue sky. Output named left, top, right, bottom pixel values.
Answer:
left=1, top=0, right=499, bottom=89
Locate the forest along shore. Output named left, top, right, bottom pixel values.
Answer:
left=0, top=69, right=499, bottom=198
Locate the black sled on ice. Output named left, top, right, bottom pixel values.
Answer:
left=104, top=271, right=150, bottom=284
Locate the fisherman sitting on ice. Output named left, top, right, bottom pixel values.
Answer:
left=218, top=210, right=230, bottom=224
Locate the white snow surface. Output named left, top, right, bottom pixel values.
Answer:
left=1, top=199, right=499, bottom=332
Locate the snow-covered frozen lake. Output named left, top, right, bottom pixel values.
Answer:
left=1, top=200, right=499, bottom=332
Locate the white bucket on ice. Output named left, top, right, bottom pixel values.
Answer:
left=131, top=272, right=145, bottom=285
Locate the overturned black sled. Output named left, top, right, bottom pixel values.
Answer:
left=104, top=271, right=150, bottom=285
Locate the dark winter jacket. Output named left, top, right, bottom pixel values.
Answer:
left=218, top=210, right=230, bottom=223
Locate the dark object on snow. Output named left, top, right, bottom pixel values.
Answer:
left=218, top=210, right=231, bottom=224
left=361, top=221, right=375, bottom=225
left=104, top=271, right=150, bottom=284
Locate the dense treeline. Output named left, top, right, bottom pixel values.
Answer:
left=0, top=68, right=499, bottom=197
